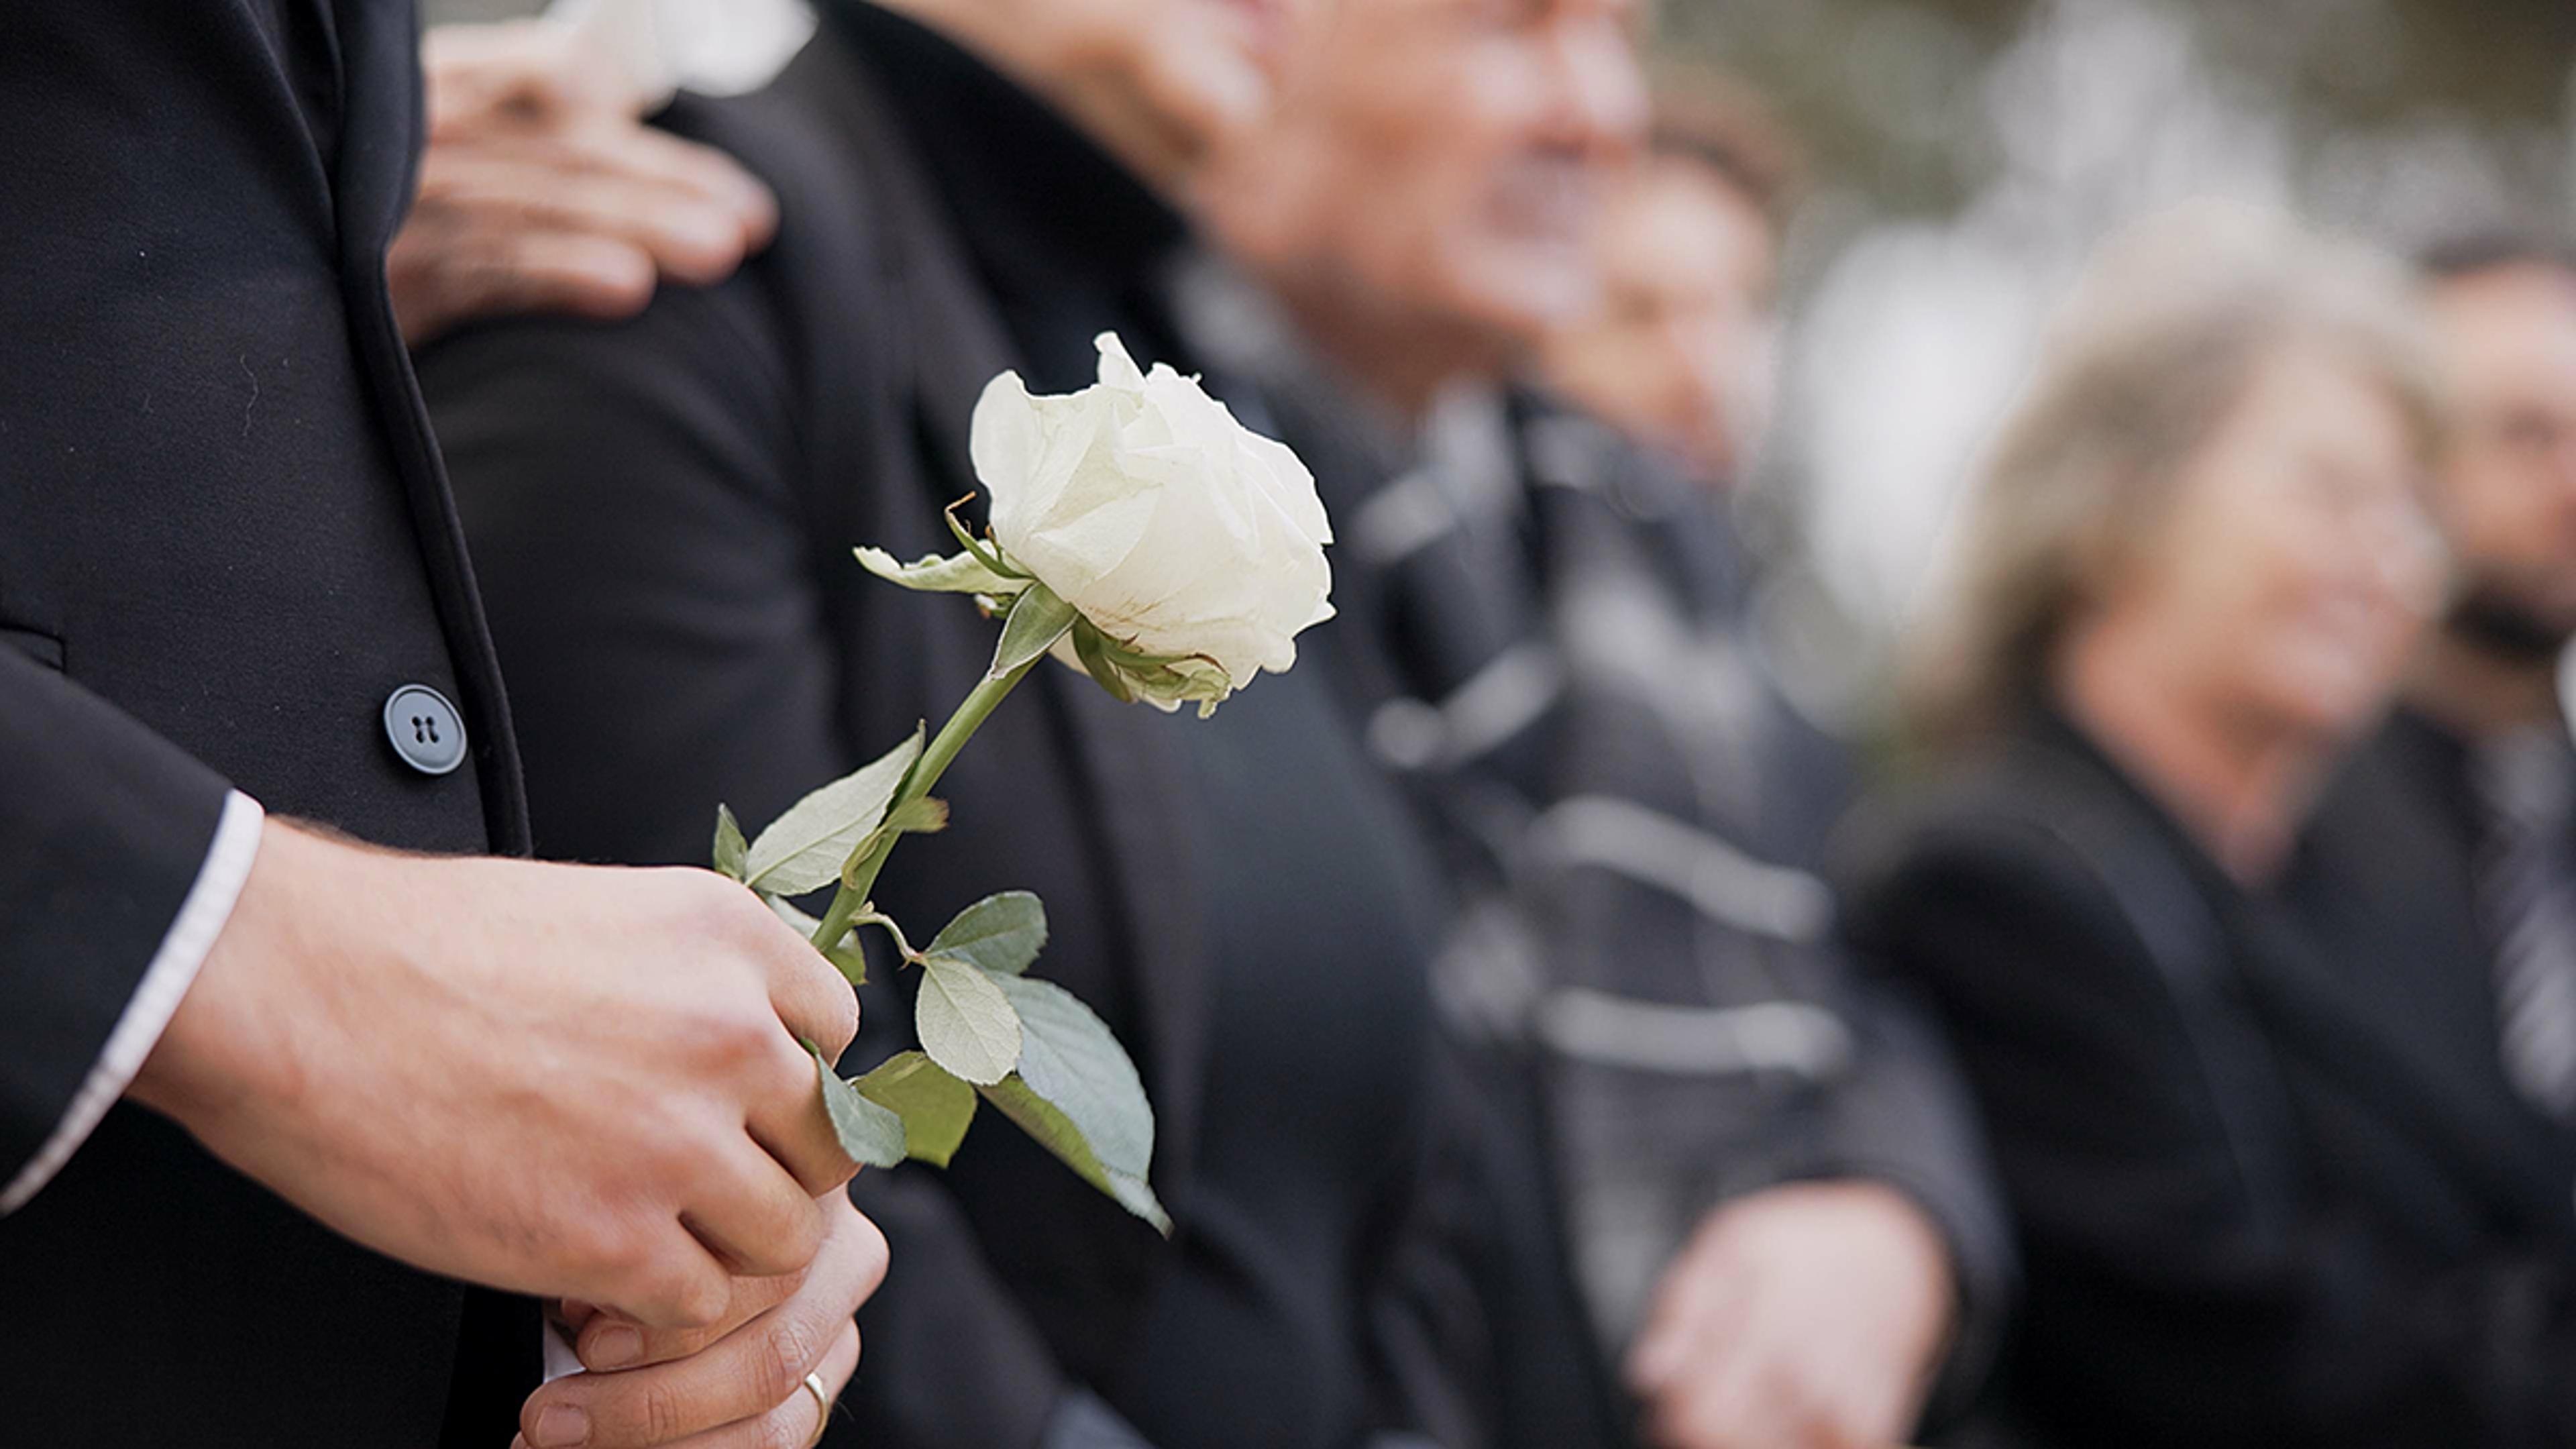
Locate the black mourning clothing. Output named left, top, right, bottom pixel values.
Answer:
left=1847, top=708, right=2576, bottom=1448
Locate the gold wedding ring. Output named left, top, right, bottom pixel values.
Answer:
left=800, top=1368, right=833, bottom=1448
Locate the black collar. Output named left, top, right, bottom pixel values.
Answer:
left=817, top=1, right=1194, bottom=392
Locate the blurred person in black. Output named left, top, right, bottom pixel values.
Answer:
left=1188, top=34, right=2010, bottom=1449
left=1845, top=206, right=2576, bottom=1448
left=413, top=2, right=1609, bottom=1448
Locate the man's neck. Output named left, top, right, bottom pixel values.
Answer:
left=2406, top=627, right=2567, bottom=744
left=866, top=0, right=1187, bottom=193
left=1266, top=264, right=1516, bottom=425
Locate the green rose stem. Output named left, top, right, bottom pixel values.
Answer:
left=808, top=653, right=1044, bottom=954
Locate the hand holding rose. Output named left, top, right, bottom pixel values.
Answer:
left=132, top=820, right=861, bottom=1330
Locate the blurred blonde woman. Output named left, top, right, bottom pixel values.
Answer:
left=1841, top=205, right=2576, bottom=1448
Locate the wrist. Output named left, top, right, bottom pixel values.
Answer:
left=129, top=815, right=322, bottom=1132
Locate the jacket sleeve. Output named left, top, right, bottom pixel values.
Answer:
left=0, top=648, right=246, bottom=1204
left=1792, top=962, right=2017, bottom=1426
left=419, top=276, right=1081, bottom=1449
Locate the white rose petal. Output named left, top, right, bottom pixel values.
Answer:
left=970, top=333, right=1334, bottom=700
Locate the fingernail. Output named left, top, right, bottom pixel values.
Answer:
left=587, top=1323, right=643, bottom=1369
left=533, top=1403, right=589, bottom=1448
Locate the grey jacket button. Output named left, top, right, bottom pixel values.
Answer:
left=383, top=684, right=467, bottom=776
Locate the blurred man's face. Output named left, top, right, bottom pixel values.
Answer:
left=1222, top=0, right=1648, bottom=344
left=1541, top=153, right=1778, bottom=480
left=2429, top=264, right=2576, bottom=659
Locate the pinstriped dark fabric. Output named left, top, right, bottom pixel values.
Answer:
left=1167, top=264, right=2013, bottom=1426
left=2473, top=729, right=2576, bottom=1120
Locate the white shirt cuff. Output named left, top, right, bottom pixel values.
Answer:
left=0, top=790, right=266, bottom=1214
left=544, top=1318, right=584, bottom=1382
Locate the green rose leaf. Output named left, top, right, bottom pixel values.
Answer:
left=854, top=545, right=1024, bottom=599
left=812, top=1045, right=906, bottom=1170
left=916, top=955, right=1022, bottom=1085
left=855, top=1051, right=978, bottom=1167
left=991, top=582, right=1079, bottom=680
left=994, top=973, right=1155, bottom=1183
left=840, top=794, right=952, bottom=891
left=742, top=727, right=925, bottom=896
left=765, top=894, right=868, bottom=985
left=978, top=1075, right=1171, bottom=1234
left=712, top=804, right=749, bottom=882
left=923, top=892, right=1048, bottom=977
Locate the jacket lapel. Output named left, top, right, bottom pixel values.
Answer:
left=325, top=0, right=532, bottom=855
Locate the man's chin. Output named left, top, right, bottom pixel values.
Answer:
left=2448, top=586, right=2576, bottom=666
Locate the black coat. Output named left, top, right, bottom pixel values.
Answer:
left=0, top=1, right=534, bottom=1443
left=1843, top=710, right=2576, bottom=1449
left=419, top=11, right=1494, bottom=1449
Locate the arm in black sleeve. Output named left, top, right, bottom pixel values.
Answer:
left=0, top=648, right=233, bottom=1195
left=419, top=279, right=1087, bottom=1449
left=1794, top=959, right=2017, bottom=1425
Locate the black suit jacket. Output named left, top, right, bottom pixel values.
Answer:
left=0, top=2, right=533, bottom=1442
left=1843, top=710, right=2576, bottom=1449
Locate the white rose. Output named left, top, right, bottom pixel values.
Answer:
left=971, top=333, right=1334, bottom=698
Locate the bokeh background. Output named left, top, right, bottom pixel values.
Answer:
left=1660, top=0, right=2576, bottom=726
left=422, top=0, right=2576, bottom=722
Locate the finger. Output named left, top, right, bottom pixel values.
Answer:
left=745, top=1051, right=866, bottom=1199
left=608, top=1222, right=739, bottom=1332
left=1628, top=1252, right=1735, bottom=1391
left=557, top=1299, right=604, bottom=1332
left=1634, top=1282, right=1758, bottom=1446
left=594, top=125, right=780, bottom=254
left=388, top=228, right=657, bottom=345
left=433, top=128, right=772, bottom=252
left=424, top=21, right=643, bottom=133
left=579, top=1269, right=804, bottom=1373
left=527, top=1215, right=867, bottom=1447
left=680, top=1138, right=828, bottom=1279
left=416, top=152, right=760, bottom=285
left=1659, top=1326, right=1787, bottom=1449
left=753, top=913, right=860, bottom=1066
left=655, top=1320, right=859, bottom=1449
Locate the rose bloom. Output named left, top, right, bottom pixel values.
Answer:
left=972, top=333, right=1334, bottom=697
